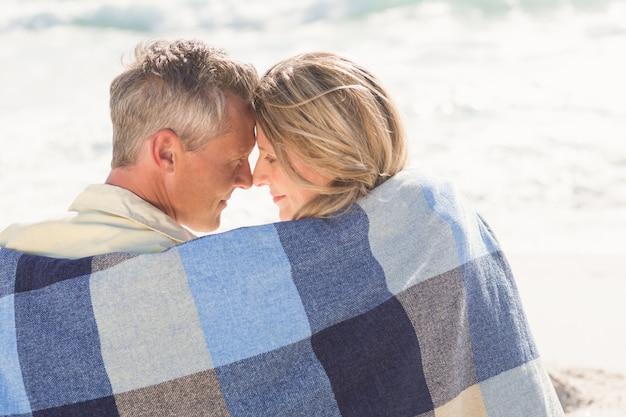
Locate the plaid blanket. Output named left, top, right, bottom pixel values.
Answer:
left=0, top=170, right=563, bottom=416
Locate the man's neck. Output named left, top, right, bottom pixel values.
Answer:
left=105, top=167, right=165, bottom=215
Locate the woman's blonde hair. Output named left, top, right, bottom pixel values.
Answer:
left=254, top=52, right=408, bottom=219
left=109, top=39, right=258, bottom=168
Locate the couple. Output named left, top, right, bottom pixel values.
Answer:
left=0, top=40, right=563, bottom=416
left=0, top=39, right=404, bottom=258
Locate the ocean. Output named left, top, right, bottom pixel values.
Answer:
left=1, top=0, right=624, bottom=253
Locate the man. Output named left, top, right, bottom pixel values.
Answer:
left=0, top=39, right=258, bottom=258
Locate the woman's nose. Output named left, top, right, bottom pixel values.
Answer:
left=253, top=161, right=269, bottom=187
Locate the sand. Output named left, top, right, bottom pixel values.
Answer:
left=508, top=253, right=626, bottom=416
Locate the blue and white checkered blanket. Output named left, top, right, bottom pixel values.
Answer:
left=0, top=170, right=563, bottom=416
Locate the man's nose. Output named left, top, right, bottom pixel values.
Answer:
left=235, top=159, right=253, bottom=189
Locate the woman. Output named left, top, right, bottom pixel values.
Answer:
left=253, top=51, right=407, bottom=220
left=250, top=52, right=563, bottom=416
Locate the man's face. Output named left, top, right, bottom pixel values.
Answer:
left=168, top=94, right=255, bottom=232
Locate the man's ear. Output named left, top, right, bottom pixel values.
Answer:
left=150, top=129, right=182, bottom=173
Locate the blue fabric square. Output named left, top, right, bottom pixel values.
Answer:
left=275, top=208, right=391, bottom=333
left=15, top=276, right=113, bottom=411
left=180, top=225, right=310, bottom=367
left=312, top=296, right=432, bottom=417
left=216, top=339, right=340, bottom=417
left=481, top=360, right=562, bottom=416
left=15, top=255, right=93, bottom=293
left=463, top=252, right=539, bottom=381
left=422, top=181, right=497, bottom=264
left=0, top=295, right=31, bottom=416
left=0, top=249, right=22, bottom=298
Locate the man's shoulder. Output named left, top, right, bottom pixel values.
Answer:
left=0, top=212, right=179, bottom=259
left=0, top=183, right=194, bottom=259
left=0, top=214, right=81, bottom=258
